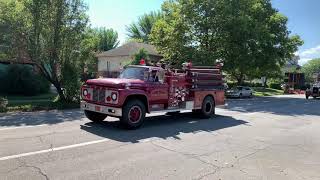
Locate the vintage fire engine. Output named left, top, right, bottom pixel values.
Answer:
left=306, top=73, right=320, bottom=99
left=306, top=83, right=320, bottom=99
left=81, top=62, right=225, bottom=129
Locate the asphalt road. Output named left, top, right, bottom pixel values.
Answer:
left=0, top=95, right=319, bottom=180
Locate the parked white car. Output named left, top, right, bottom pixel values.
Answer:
left=226, top=86, right=253, bottom=98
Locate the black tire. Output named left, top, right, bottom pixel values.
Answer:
left=306, top=94, right=309, bottom=99
left=200, top=96, right=215, bottom=118
left=120, top=99, right=146, bottom=129
left=239, top=93, right=243, bottom=98
left=84, top=110, right=107, bottom=122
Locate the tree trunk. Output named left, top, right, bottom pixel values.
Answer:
left=236, top=74, right=244, bottom=85
left=35, top=63, right=66, bottom=102
left=263, top=77, right=268, bottom=89
left=53, top=82, right=66, bottom=102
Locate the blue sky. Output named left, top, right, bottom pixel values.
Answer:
left=84, top=0, right=320, bottom=65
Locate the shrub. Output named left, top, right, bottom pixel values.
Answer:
left=227, top=81, right=263, bottom=88
left=2, top=64, right=50, bottom=96
left=131, top=48, right=150, bottom=65
left=62, top=62, right=81, bottom=102
left=268, top=83, right=282, bottom=90
left=0, top=64, right=8, bottom=93
left=226, top=82, right=237, bottom=89
left=0, top=96, right=8, bottom=112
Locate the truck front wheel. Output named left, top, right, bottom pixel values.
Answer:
left=84, top=110, right=107, bottom=122
left=200, top=96, right=215, bottom=118
left=120, top=99, right=146, bottom=129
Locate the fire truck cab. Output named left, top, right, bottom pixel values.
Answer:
left=81, top=63, right=225, bottom=129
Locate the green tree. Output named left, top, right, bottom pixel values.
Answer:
left=79, top=27, right=119, bottom=80
left=150, top=0, right=303, bottom=84
left=302, top=58, right=320, bottom=83
left=96, top=27, right=119, bottom=51
left=126, top=11, right=163, bottom=43
left=0, top=0, right=29, bottom=61
left=79, top=28, right=99, bottom=80
left=0, top=0, right=88, bottom=102
left=150, top=1, right=194, bottom=67
left=132, top=48, right=150, bottom=65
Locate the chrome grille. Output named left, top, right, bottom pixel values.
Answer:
left=99, top=90, right=105, bottom=102
left=92, top=88, right=105, bottom=103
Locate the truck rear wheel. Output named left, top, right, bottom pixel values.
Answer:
left=200, top=96, right=215, bottom=118
left=84, top=110, right=107, bottom=122
left=120, top=99, right=146, bottom=129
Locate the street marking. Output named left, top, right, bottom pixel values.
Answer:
left=0, top=139, right=110, bottom=161
left=0, top=125, right=47, bottom=131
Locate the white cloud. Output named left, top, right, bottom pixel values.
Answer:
left=300, top=45, right=320, bottom=57
left=297, top=45, right=320, bottom=65
left=299, top=58, right=312, bottom=65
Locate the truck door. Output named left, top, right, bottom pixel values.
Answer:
left=148, top=69, right=169, bottom=105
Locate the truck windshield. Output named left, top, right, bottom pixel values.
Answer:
left=119, top=67, right=146, bottom=80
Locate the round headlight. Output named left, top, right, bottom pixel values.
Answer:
left=83, top=89, right=88, bottom=96
left=111, top=92, right=117, bottom=101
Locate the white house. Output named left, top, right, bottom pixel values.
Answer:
left=96, top=42, right=163, bottom=77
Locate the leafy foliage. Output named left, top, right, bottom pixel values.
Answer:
left=79, top=28, right=99, bottom=80
left=126, top=11, right=163, bottom=43
left=268, top=83, right=282, bottom=90
left=302, top=58, right=320, bottom=83
left=150, top=0, right=303, bottom=84
left=0, top=96, right=8, bottom=112
left=61, top=62, right=81, bottom=102
left=96, top=28, right=119, bottom=51
left=0, top=0, right=88, bottom=102
left=0, top=0, right=29, bottom=61
left=132, top=48, right=150, bottom=65
left=1, top=64, right=50, bottom=96
left=79, top=27, right=119, bottom=80
left=1, top=0, right=121, bottom=102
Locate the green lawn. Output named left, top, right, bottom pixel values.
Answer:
left=6, top=93, right=57, bottom=101
left=6, top=93, right=57, bottom=107
left=252, top=87, right=284, bottom=97
left=1, top=93, right=79, bottom=112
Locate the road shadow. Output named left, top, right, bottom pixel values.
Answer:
left=0, top=110, right=83, bottom=127
left=80, top=113, right=248, bottom=143
left=226, top=95, right=320, bottom=116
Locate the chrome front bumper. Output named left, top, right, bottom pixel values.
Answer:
left=81, top=101, right=122, bottom=117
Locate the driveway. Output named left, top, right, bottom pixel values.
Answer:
left=0, top=95, right=319, bottom=180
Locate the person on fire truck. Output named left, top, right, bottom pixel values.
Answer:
left=149, top=70, right=159, bottom=82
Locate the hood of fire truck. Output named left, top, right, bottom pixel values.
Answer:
left=86, top=78, right=145, bottom=88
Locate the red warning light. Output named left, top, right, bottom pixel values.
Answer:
left=140, top=59, right=146, bottom=65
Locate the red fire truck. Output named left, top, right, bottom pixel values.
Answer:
left=81, top=63, right=225, bottom=129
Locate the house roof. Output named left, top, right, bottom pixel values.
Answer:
left=96, top=42, right=162, bottom=58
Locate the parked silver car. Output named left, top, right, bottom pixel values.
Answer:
left=226, top=86, right=253, bottom=98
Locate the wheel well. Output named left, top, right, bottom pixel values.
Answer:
left=124, top=95, right=149, bottom=112
left=204, top=94, right=215, bottom=105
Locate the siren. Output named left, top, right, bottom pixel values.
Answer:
left=140, top=59, right=146, bottom=65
